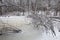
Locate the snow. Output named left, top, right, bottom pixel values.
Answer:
left=0, top=16, right=60, bottom=40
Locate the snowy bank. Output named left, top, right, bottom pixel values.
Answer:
left=0, top=16, right=60, bottom=40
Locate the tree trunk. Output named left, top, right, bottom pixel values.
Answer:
left=0, top=6, right=2, bottom=15
left=27, top=0, right=29, bottom=14
left=54, top=11, right=58, bottom=16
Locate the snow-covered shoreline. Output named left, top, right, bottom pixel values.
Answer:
left=0, top=16, right=60, bottom=40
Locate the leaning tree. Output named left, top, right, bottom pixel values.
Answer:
left=27, top=13, right=56, bottom=36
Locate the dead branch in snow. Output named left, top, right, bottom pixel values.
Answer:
left=27, top=13, right=56, bottom=36
left=0, top=18, right=22, bottom=35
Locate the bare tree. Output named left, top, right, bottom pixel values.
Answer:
left=54, top=1, right=60, bottom=16
left=20, top=0, right=22, bottom=6
left=0, top=6, right=2, bottom=15
left=22, top=2, right=25, bottom=16
left=27, top=0, right=29, bottom=14
left=34, top=0, right=38, bottom=14
left=27, top=13, right=56, bottom=36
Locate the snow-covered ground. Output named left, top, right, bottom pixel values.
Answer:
left=0, top=16, right=60, bottom=40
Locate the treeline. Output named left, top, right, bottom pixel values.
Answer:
left=0, top=0, right=60, bottom=16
